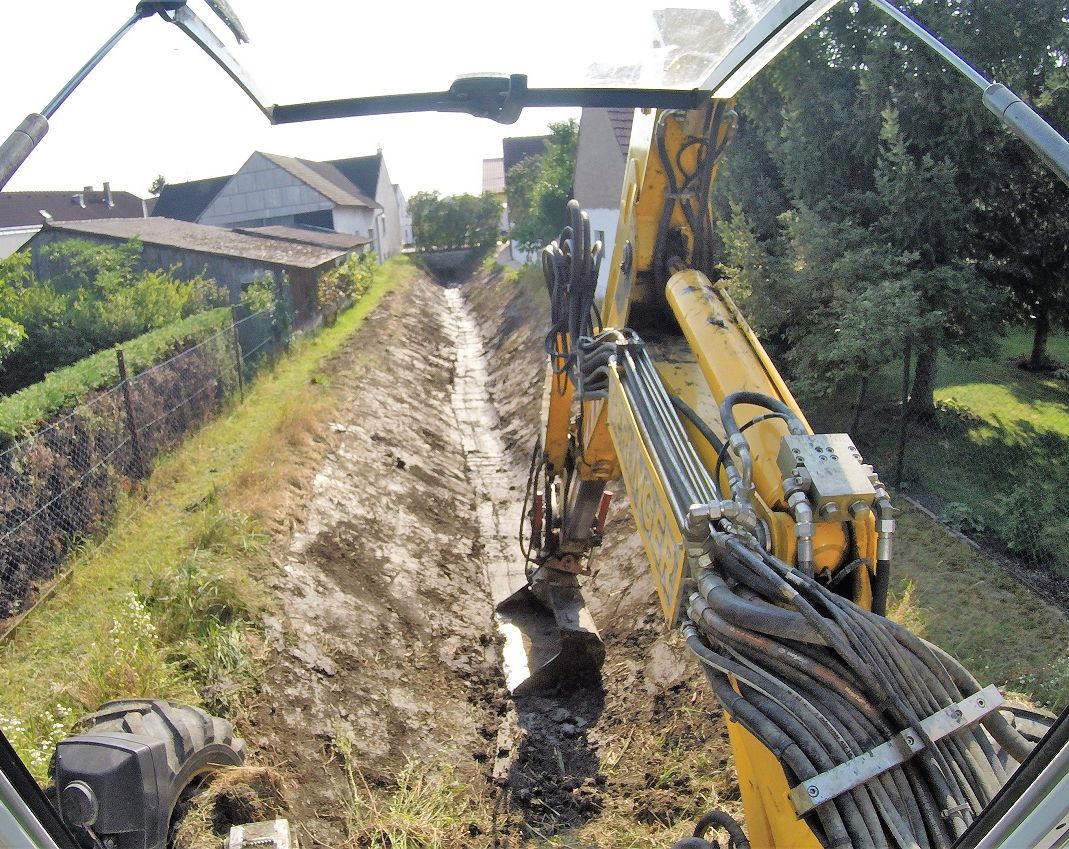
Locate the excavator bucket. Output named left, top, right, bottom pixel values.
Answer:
left=495, top=583, right=604, bottom=696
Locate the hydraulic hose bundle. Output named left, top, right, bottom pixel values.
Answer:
left=613, top=364, right=1035, bottom=848
left=542, top=199, right=603, bottom=391
left=683, top=505, right=1034, bottom=849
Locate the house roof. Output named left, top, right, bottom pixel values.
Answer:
left=151, top=176, right=229, bottom=222
left=236, top=225, right=371, bottom=250
left=482, top=158, right=505, bottom=194
left=0, top=188, right=144, bottom=228
left=328, top=154, right=382, bottom=201
left=502, top=135, right=548, bottom=176
left=41, top=218, right=354, bottom=269
left=607, top=108, right=635, bottom=157
left=258, top=152, right=379, bottom=209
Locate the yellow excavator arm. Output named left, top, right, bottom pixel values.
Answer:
left=512, top=98, right=1039, bottom=849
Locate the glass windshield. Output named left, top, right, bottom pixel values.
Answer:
left=198, top=0, right=832, bottom=104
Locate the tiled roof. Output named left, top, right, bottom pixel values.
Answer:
left=237, top=225, right=371, bottom=250
left=0, top=188, right=145, bottom=228
left=43, top=218, right=353, bottom=268
left=502, top=135, right=548, bottom=176
left=607, top=108, right=635, bottom=157
left=151, top=176, right=229, bottom=221
left=258, top=153, right=379, bottom=209
left=329, top=154, right=383, bottom=201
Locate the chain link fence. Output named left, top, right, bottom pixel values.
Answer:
left=814, top=386, right=1069, bottom=581
left=0, top=307, right=281, bottom=625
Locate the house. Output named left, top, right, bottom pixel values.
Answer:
left=481, top=158, right=509, bottom=233
left=0, top=183, right=147, bottom=258
left=25, top=218, right=370, bottom=326
left=154, top=151, right=405, bottom=261
left=502, top=134, right=549, bottom=262
left=151, top=175, right=230, bottom=222
left=573, top=108, right=634, bottom=297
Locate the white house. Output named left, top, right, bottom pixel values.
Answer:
left=157, top=151, right=405, bottom=261
left=572, top=107, right=634, bottom=298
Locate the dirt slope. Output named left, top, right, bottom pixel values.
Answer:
left=246, top=268, right=738, bottom=847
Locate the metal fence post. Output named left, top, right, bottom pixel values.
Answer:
left=116, top=348, right=147, bottom=479
left=231, top=304, right=245, bottom=403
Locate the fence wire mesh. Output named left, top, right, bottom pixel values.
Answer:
left=0, top=308, right=280, bottom=624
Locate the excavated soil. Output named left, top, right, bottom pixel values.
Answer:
left=245, top=266, right=737, bottom=847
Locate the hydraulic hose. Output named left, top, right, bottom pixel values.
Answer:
left=685, top=525, right=1026, bottom=849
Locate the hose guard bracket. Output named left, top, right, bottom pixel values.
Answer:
left=788, top=685, right=1004, bottom=816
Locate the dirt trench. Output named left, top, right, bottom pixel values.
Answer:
left=245, top=268, right=737, bottom=847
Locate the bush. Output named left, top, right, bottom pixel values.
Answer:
left=0, top=308, right=231, bottom=442
left=0, top=240, right=228, bottom=393
left=317, top=252, right=377, bottom=323
left=939, top=501, right=987, bottom=535
left=409, top=191, right=503, bottom=251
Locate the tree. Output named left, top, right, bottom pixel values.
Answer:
left=507, top=120, right=578, bottom=252
left=713, top=1, right=1069, bottom=419
left=149, top=175, right=167, bottom=196
left=409, top=191, right=502, bottom=251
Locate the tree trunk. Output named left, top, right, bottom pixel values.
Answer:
left=907, top=345, right=938, bottom=423
left=1029, top=305, right=1052, bottom=370
left=849, top=374, right=870, bottom=434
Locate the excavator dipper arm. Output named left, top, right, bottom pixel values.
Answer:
left=511, top=99, right=1042, bottom=849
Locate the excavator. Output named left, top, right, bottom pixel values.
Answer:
left=1, top=2, right=1068, bottom=848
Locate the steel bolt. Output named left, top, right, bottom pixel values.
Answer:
left=808, top=786, right=820, bottom=798
left=977, top=698, right=986, bottom=708
left=905, top=735, right=916, bottom=746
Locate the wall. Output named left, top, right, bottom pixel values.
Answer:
left=585, top=207, right=621, bottom=300
left=199, top=153, right=334, bottom=227
left=332, top=206, right=379, bottom=258
left=0, top=226, right=39, bottom=259
left=373, top=161, right=402, bottom=259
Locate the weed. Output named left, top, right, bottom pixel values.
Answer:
left=336, top=739, right=488, bottom=849
left=939, top=501, right=987, bottom=535
left=0, top=704, right=73, bottom=777
left=77, top=593, right=189, bottom=709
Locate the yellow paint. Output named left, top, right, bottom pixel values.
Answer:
left=727, top=717, right=823, bottom=849
left=543, top=347, right=574, bottom=474
left=606, top=367, right=686, bottom=625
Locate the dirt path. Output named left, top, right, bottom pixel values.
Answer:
left=246, top=268, right=738, bottom=847
left=247, top=277, right=506, bottom=845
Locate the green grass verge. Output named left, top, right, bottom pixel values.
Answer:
left=0, top=258, right=416, bottom=779
left=0, top=307, right=232, bottom=442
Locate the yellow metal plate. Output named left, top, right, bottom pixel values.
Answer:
left=606, top=367, right=686, bottom=626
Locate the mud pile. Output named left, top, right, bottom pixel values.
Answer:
left=246, top=266, right=738, bottom=847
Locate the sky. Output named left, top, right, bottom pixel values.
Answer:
left=0, top=1, right=594, bottom=198
left=0, top=0, right=774, bottom=200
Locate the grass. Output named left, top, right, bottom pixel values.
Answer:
left=806, top=327, right=1069, bottom=574
left=0, top=257, right=416, bottom=779
left=888, top=504, right=1069, bottom=711
left=0, top=306, right=232, bottom=441
left=335, top=736, right=488, bottom=849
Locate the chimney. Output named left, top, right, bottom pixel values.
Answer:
left=83, top=185, right=93, bottom=195
left=103, top=182, right=114, bottom=208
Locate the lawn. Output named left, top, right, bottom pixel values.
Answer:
left=806, top=327, right=1069, bottom=575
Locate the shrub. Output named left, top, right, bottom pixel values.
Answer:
left=317, top=252, right=377, bottom=323
left=0, top=240, right=228, bottom=393
left=0, top=308, right=231, bottom=442
left=939, top=501, right=987, bottom=535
